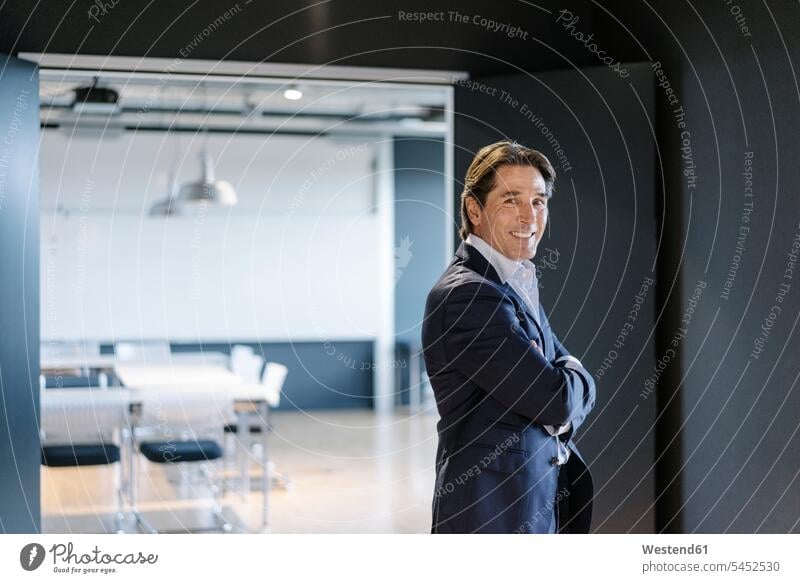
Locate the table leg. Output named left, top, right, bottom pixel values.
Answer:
left=261, top=401, right=270, bottom=533
left=237, top=409, right=249, bottom=500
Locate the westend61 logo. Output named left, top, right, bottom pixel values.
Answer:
left=19, top=542, right=158, bottom=575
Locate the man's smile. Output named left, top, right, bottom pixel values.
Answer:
left=510, top=230, right=536, bottom=239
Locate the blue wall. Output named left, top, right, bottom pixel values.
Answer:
left=393, top=137, right=446, bottom=403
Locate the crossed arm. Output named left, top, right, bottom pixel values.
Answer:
left=443, top=282, right=596, bottom=434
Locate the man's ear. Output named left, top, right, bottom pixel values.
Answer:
left=465, top=197, right=482, bottom=228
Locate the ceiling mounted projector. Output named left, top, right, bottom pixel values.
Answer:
left=72, top=79, right=121, bottom=115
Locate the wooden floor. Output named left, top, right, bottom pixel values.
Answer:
left=41, top=408, right=439, bottom=534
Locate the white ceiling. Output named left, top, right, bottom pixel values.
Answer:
left=39, top=68, right=449, bottom=136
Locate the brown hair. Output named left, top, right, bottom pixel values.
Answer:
left=459, top=141, right=556, bottom=240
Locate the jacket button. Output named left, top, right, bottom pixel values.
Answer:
left=550, top=456, right=559, bottom=466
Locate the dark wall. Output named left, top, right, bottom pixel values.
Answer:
left=0, top=0, right=597, bottom=75
left=594, top=1, right=800, bottom=533
left=0, top=55, right=40, bottom=533
left=3, top=0, right=799, bottom=533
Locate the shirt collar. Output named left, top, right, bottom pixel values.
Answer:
left=465, top=234, right=526, bottom=284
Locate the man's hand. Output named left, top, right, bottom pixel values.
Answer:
left=531, top=339, right=544, bottom=356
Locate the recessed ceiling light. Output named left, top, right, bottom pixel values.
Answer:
left=283, top=86, right=303, bottom=101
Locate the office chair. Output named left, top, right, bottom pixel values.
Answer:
left=41, top=339, right=106, bottom=385
left=228, top=362, right=291, bottom=494
left=39, top=387, right=133, bottom=533
left=224, top=348, right=265, bottom=494
left=40, top=339, right=102, bottom=362
left=129, top=389, right=237, bottom=533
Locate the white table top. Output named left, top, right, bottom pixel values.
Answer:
left=115, top=363, right=242, bottom=388
left=41, top=351, right=229, bottom=371
left=116, top=363, right=267, bottom=402
left=41, top=357, right=267, bottom=401
left=124, top=383, right=268, bottom=402
left=40, top=355, right=119, bottom=370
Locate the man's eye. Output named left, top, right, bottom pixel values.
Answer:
left=505, top=199, right=518, bottom=205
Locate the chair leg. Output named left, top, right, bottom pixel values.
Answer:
left=127, top=431, right=157, bottom=534
left=252, top=445, right=292, bottom=491
left=209, top=461, right=233, bottom=532
left=237, top=412, right=250, bottom=499
left=222, top=430, right=235, bottom=497
left=114, top=461, right=126, bottom=534
left=269, top=463, right=294, bottom=491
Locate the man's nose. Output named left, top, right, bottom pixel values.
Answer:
left=518, top=202, right=536, bottom=223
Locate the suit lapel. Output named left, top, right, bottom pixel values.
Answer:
left=457, top=242, right=547, bottom=346
left=505, top=284, right=547, bottom=346
left=455, top=242, right=502, bottom=285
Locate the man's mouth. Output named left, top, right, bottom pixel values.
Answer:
left=510, top=231, right=535, bottom=240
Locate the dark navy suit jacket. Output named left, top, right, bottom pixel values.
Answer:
left=422, top=242, right=596, bottom=533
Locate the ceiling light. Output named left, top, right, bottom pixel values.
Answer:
left=149, top=168, right=182, bottom=217
left=178, top=149, right=237, bottom=207
left=283, top=86, right=303, bottom=101
left=148, top=196, right=181, bottom=217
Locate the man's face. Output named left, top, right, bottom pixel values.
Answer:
left=466, top=164, right=549, bottom=261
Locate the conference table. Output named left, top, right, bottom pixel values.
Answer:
left=41, top=356, right=272, bottom=533
left=40, top=352, right=230, bottom=374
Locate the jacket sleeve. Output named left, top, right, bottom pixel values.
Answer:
left=550, top=329, right=597, bottom=439
left=442, top=282, right=590, bottom=427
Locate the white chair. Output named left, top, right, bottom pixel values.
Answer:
left=40, top=339, right=101, bottom=362
left=261, top=363, right=289, bottom=488
left=41, top=340, right=105, bottom=384
left=261, top=362, right=288, bottom=409
left=114, top=341, right=171, bottom=363
left=130, top=389, right=237, bottom=533
left=232, top=362, right=290, bottom=496
left=40, top=388, right=132, bottom=533
left=230, top=347, right=264, bottom=384
left=230, top=344, right=254, bottom=367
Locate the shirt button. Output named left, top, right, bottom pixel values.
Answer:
left=550, top=456, right=559, bottom=466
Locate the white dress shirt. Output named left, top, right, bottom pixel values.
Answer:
left=466, top=234, right=572, bottom=464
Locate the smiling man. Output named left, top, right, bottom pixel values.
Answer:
left=422, top=141, right=596, bottom=534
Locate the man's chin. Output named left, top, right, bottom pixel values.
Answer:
left=512, top=248, right=536, bottom=261
left=500, top=238, right=536, bottom=260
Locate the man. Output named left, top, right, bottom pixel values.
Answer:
left=422, top=141, right=596, bottom=534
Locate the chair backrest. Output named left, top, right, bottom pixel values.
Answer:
left=231, top=349, right=265, bottom=384
left=115, top=341, right=171, bottom=363
left=133, top=389, right=236, bottom=439
left=40, top=339, right=101, bottom=362
left=230, top=344, right=254, bottom=363
left=261, top=362, right=288, bottom=408
left=40, top=388, right=131, bottom=444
